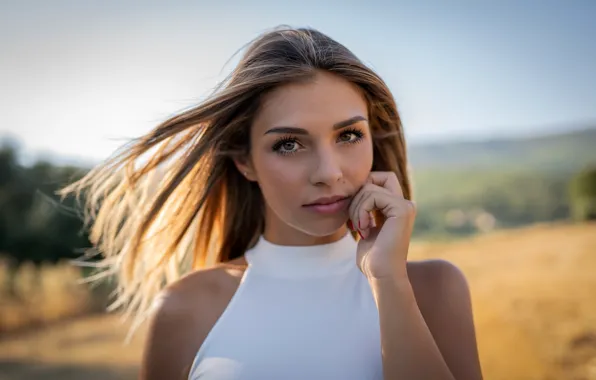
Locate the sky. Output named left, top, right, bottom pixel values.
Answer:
left=1, top=0, right=595, bottom=165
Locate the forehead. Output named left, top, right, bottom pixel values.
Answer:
left=252, top=71, right=368, bottom=133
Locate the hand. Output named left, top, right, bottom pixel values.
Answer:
left=347, top=171, right=416, bottom=280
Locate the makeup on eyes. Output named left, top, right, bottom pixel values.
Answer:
left=271, top=127, right=366, bottom=156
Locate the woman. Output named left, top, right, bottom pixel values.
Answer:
left=62, top=26, right=483, bottom=379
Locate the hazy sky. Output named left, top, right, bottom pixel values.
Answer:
left=1, top=0, right=595, bottom=164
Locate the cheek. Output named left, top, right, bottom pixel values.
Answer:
left=343, top=141, right=374, bottom=181
left=253, top=152, right=306, bottom=197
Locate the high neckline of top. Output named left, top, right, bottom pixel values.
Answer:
left=245, top=233, right=358, bottom=279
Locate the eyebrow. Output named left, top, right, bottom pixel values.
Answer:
left=263, top=115, right=368, bottom=135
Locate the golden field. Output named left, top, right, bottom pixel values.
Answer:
left=0, top=262, right=93, bottom=334
left=0, top=222, right=595, bottom=380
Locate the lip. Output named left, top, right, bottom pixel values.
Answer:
left=303, top=195, right=351, bottom=214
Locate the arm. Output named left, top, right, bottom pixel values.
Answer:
left=369, top=260, right=483, bottom=380
left=139, top=290, right=203, bottom=380
left=348, top=171, right=483, bottom=379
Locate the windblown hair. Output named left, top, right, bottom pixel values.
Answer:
left=60, top=26, right=412, bottom=331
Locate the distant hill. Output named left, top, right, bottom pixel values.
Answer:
left=405, top=126, right=596, bottom=236
left=408, top=127, right=596, bottom=173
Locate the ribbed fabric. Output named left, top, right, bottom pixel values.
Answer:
left=188, top=233, right=383, bottom=380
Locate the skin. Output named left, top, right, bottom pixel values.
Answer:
left=240, top=70, right=373, bottom=246
left=140, top=71, right=483, bottom=380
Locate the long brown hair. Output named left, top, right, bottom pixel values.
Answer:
left=60, top=25, right=411, bottom=330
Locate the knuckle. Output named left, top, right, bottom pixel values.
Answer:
left=358, top=196, right=372, bottom=212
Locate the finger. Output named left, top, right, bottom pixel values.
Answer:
left=348, top=190, right=367, bottom=234
left=348, top=184, right=389, bottom=231
left=368, top=171, right=403, bottom=198
left=356, top=194, right=389, bottom=239
left=353, top=188, right=392, bottom=237
left=348, top=184, right=370, bottom=228
left=357, top=192, right=376, bottom=237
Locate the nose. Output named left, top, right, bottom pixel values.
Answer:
left=309, top=146, right=343, bottom=186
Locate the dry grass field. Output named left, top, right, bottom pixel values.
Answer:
left=0, top=262, right=94, bottom=333
left=410, top=222, right=596, bottom=380
left=0, top=221, right=595, bottom=380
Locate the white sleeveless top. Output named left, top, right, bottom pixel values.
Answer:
left=188, top=233, right=383, bottom=380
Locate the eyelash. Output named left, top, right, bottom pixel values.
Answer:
left=271, top=128, right=365, bottom=156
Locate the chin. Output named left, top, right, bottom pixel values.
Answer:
left=295, top=217, right=348, bottom=237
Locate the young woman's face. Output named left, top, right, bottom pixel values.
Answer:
left=241, top=70, right=374, bottom=242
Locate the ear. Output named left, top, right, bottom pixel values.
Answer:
left=233, top=157, right=257, bottom=182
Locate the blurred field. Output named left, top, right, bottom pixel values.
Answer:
left=410, top=221, right=596, bottom=380
left=0, top=262, right=95, bottom=334
left=0, top=222, right=595, bottom=380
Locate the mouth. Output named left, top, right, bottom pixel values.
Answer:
left=303, top=195, right=351, bottom=214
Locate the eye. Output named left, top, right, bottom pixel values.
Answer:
left=280, top=141, right=298, bottom=152
left=272, top=137, right=301, bottom=155
left=338, top=128, right=364, bottom=144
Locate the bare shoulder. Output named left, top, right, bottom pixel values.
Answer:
left=407, top=259, right=483, bottom=379
left=159, top=256, right=247, bottom=314
left=406, top=259, right=470, bottom=303
left=406, top=258, right=472, bottom=328
left=139, top=257, right=247, bottom=380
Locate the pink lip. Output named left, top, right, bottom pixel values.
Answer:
left=303, top=196, right=350, bottom=214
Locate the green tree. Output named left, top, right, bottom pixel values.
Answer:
left=569, top=166, right=596, bottom=221
left=0, top=142, right=90, bottom=297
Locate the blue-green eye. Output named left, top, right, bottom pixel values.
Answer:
left=272, top=137, right=301, bottom=155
